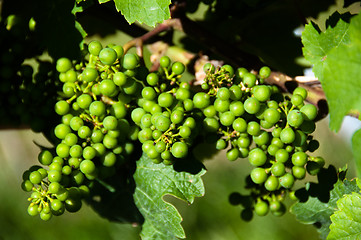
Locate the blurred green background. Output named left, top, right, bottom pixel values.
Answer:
left=0, top=116, right=358, bottom=240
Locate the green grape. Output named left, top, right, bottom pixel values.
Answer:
left=221, top=64, right=234, bottom=76
left=82, top=67, right=98, bottom=83
left=88, top=40, right=103, bottom=56
left=38, top=150, right=53, bottom=165
left=217, top=87, right=231, bottom=100
left=89, top=101, right=106, bottom=117
left=113, top=71, right=127, bottom=86
left=176, top=88, right=191, bottom=101
left=138, top=128, right=153, bottom=143
left=158, top=92, right=173, bottom=108
left=214, top=99, right=230, bottom=113
left=65, top=69, right=77, bottom=82
left=232, top=118, right=247, bottom=132
left=131, top=108, right=146, bottom=124
left=55, top=100, right=70, bottom=116
left=248, top=148, right=267, bottom=166
left=146, top=72, right=159, bottom=86
left=171, top=142, right=188, bottom=158
left=219, top=111, right=235, bottom=127
left=70, top=116, right=84, bottom=131
left=159, top=56, right=171, bottom=68
left=287, top=110, right=304, bottom=127
left=103, top=134, right=118, bottom=149
left=271, top=162, right=285, bottom=177
left=264, top=175, right=279, bottom=191
left=226, top=148, right=239, bottom=161
left=99, top=79, right=117, bottom=96
left=293, top=87, right=308, bottom=99
left=203, top=117, right=219, bottom=132
left=142, top=87, right=157, bottom=100
left=292, top=166, right=306, bottom=179
left=229, top=85, right=242, bottom=101
left=21, top=180, right=34, bottom=192
left=253, top=131, right=269, bottom=146
left=155, top=115, right=171, bottom=131
left=229, top=101, right=244, bottom=116
left=250, top=167, right=268, bottom=184
left=291, top=94, right=304, bottom=106
left=49, top=162, right=62, bottom=172
left=238, top=137, right=251, bottom=148
left=275, top=149, right=289, bottom=163
left=140, top=113, right=152, bottom=128
left=28, top=204, right=39, bottom=216
left=291, top=151, right=308, bottom=166
left=54, top=123, right=71, bottom=140
left=77, top=94, right=92, bottom=109
left=244, top=97, right=260, bottom=114
left=64, top=132, right=78, bottom=146
left=300, top=104, right=317, bottom=121
left=203, top=105, right=217, bottom=118
left=79, top=159, right=96, bottom=174
left=179, top=125, right=192, bottom=138
left=247, top=121, right=261, bottom=136
left=56, top=143, right=70, bottom=158
left=254, top=200, right=269, bottom=216
left=243, top=72, right=256, bottom=87
left=280, top=127, right=295, bottom=144
left=171, top=62, right=185, bottom=75
left=48, top=170, right=62, bottom=182
left=279, top=173, right=294, bottom=188
left=216, top=139, right=227, bottom=150
left=78, top=126, right=91, bottom=139
left=83, top=146, right=96, bottom=160
left=29, top=171, right=42, bottom=184
left=65, top=198, right=82, bottom=213
left=122, top=53, right=139, bottom=70
left=263, top=108, right=280, bottom=124
left=103, top=116, right=118, bottom=130
left=56, top=58, right=72, bottom=73
left=99, top=47, right=117, bottom=65
left=253, top=85, right=271, bottom=102
left=259, top=66, right=271, bottom=79
left=193, top=92, right=210, bottom=109
left=183, top=99, right=194, bottom=111
left=112, top=45, right=124, bottom=58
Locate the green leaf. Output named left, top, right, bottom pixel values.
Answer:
left=133, top=153, right=206, bottom=240
left=113, top=0, right=171, bottom=27
left=290, top=178, right=360, bottom=239
left=328, top=192, right=361, bottom=240
left=302, top=13, right=350, bottom=80
left=352, top=129, right=361, bottom=178
left=302, top=12, right=361, bottom=131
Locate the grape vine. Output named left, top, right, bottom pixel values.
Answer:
left=1, top=0, right=361, bottom=239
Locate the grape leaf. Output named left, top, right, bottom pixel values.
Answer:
left=328, top=192, right=361, bottom=240
left=302, top=12, right=361, bottom=131
left=133, top=153, right=206, bottom=239
left=290, top=178, right=360, bottom=239
left=113, top=0, right=171, bottom=27
left=301, top=13, right=350, bottom=81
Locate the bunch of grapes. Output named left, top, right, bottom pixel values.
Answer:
left=20, top=39, right=323, bottom=221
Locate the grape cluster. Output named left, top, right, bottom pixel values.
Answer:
left=21, top=38, right=323, bottom=221
left=195, top=65, right=324, bottom=218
